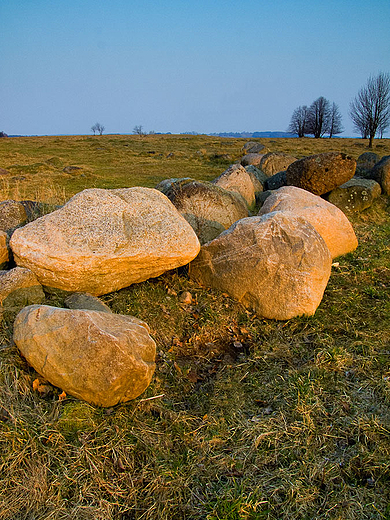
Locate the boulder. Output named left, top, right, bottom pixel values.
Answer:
left=10, top=187, right=200, bottom=296
left=259, top=152, right=297, bottom=177
left=368, top=156, right=390, bottom=195
left=13, top=305, right=156, bottom=407
left=190, top=212, right=332, bottom=320
left=286, top=152, right=356, bottom=195
left=356, top=152, right=380, bottom=177
left=264, top=171, right=287, bottom=191
left=64, top=292, right=112, bottom=313
left=0, top=200, right=28, bottom=235
left=0, top=267, right=45, bottom=318
left=0, top=231, right=8, bottom=268
left=212, top=164, right=257, bottom=209
left=156, top=178, right=249, bottom=245
left=245, top=165, right=268, bottom=188
left=242, top=142, right=266, bottom=154
left=326, top=178, right=382, bottom=213
left=256, top=190, right=273, bottom=209
left=258, top=186, right=358, bottom=259
left=240, top=153, right=264, bottom=168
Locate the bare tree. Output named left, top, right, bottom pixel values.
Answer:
left=133, top=125, right=144, bottom=136
left=350, top=72, right=390, bottom=148
left=287, top=105, right=309, bottom=137
left=328, top=102, right=344, bottom=138
left=378, top=117, right=389, bottom=139
left=307, top=97, right=331, bottom=138
left=91, top=122, right=105, bottom=135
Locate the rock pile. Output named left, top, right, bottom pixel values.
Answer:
left=2, top=139, right=386, bottom=407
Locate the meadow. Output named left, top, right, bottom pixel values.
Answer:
left=0, top=135, right=389, bottom=519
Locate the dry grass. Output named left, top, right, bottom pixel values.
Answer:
left=0, top=135, right=389, bottom=519
left=0, top=134, right=389, bottom=204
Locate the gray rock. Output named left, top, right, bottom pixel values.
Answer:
left=64, top=292, right=112, bottom=313
left=356, top=152, right=380, bottom=177
left=242, top=142, right=265, bottom=154
left=368, top=155, right=390, bottom=195
left=264, top=171, right=287, bottom=191
left=245, top=165, right=268, bottom=188
left=326, top=177, right=382, bottom=213
left=255, top=190, right=273, bottom=209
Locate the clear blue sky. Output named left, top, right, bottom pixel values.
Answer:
left=1, top=0, right=390, bottom=136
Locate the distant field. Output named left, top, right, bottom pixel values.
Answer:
left=1, top=134, right=389, bottom=203
left=0, top=135, right=389, bottom=519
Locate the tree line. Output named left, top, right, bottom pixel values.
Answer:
left=288, top=72, right=390, bottom=147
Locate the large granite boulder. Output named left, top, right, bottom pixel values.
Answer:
left=0, top=267, right=45, bottom=318
left=326, top=178, right=382, bottom=213
left=212, top=164, right=257, bottom=209
left=156, top=178, right=249, bottom=244
left=190, top=212, right=332, bottom=320
left=368, top=156, right=390, bottom=195
left=286, top=152, right=356, bottom=195
left=259, top=152, right=297, bottom=177
left=14, top=305, right=156, bottom=407
left=0, top=231, right=8, bottom=269
left=258, top=186, right=358, bottom=259
left=10, top=187, right=200, bottom=296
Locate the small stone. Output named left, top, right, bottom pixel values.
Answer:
left=179, top=291, right=193, bottom=305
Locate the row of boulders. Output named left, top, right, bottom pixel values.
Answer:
left=1, top=144, right=388, bottom=407
left=238, top=146, right=388, bottom=213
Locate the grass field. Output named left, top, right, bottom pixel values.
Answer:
left=0, top=135, right=389, bottom=519
left=1, top=134, right=390, bottom=204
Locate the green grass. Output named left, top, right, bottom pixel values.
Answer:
left=0, top=135, right=389, bottom=519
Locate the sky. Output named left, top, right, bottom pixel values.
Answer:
left=1, top=0, right=390, bottom=137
